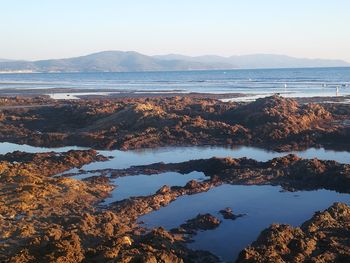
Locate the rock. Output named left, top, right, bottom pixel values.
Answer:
left=0, top=95, right=347, bottom=151
left=179, top=213, right=221, bottom=232
left=185, top=180, right=200, bottom=189
left=120, top=236, right=133, bottom=246
left=156, top=185, right=171, bottom=194
left=219, top=207, right=245, bottom=220
left=1, top=95, right=350, bottom=262
left=236, top=203, right=350, bottom=263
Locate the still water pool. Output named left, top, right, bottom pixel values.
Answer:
left=1, top=142, right=350, bottom=261
left=102, top=171, right=209, bottom=204
left=139, top=184, right=350, bottom=262
left=1, top=143, right=349, bottom=170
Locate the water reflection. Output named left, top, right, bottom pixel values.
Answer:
left=1, top=143, right=349, bottom=172
left=140, top=185, right=350, bottom=262
left=102, top=171, right=209, bottom=204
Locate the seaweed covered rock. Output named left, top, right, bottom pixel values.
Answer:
left=237, top=203, right=350, bottom=263
left=0, top=95, right=346, bottom=151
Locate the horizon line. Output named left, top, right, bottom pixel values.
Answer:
left=1, top=50, right=349, bottom=63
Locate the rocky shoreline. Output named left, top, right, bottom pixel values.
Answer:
left=0, top=95, right=349, bottom=151
left=1, top=148, right=350, bottom=262
left=237, top=202, right=350, bottom=262
left=75, top=154, right=350, bottom=194
left=1, top=94, right=350, bottom=262
left=0, top=150, right=222, bottom=262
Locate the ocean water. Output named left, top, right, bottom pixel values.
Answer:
left=0, top=67, right=350, bottom=98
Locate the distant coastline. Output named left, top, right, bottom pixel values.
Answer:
left=1, top=66, right=350, bottom=75
left=0, top=51, right=349, bottom=74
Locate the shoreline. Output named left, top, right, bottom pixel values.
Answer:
left=0, top=87, right=350, bottom=104
left=1, top=146, right=350, bottom=262
left=1, top=93, right=350, bottom=262
left=0, top=86, right=349, bottom=104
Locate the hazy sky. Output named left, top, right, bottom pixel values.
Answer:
left=1, top=0, right=349, bottom=61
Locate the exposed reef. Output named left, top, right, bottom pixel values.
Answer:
left=0, top=95, right=349, bottom=151
left=1, top=148, right=350, bottom=262
left=83, top=154, right=350, bottom=194
left=1, top=94, right=350, bottom=262
left=0, top=150, right=220, bottom=263
left=65, top=155, right=350, bottom=262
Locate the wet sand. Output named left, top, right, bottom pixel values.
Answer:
left=1, top=86, right=350, bottom=104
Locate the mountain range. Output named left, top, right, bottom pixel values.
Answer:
left=0, top=51, right=349, bottom=73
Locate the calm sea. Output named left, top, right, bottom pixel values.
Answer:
left=0, top=67, right=350, bottom=98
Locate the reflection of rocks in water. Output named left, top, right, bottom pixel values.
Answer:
left=237, top=202, right=350, bottom=263
left=99, top=154, right=350, bottom=194
left=219, top=207, right=245, bottom=220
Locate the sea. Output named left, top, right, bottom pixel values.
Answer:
left=0, top=67, right=350, bottom=99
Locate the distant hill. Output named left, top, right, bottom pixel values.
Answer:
left=0, top=51, right=349, bottom=73
left=0, top=51, right=233, bottom=73
left=155, top=54, right=350, bottom=69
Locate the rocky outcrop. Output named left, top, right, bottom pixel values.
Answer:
left=0, top=150, right=114, bottom=262
left=0, top=149, right=221, bottom=263
left=0, top=96, right=52, bottom=107
left=97, top=154, right=350, bottom=194
left=176, top=213, right=221, bottom=233
left=169, top=214, right=222, bottom=244
left=114, top=227, right=220, bottom=263
left=109, top=180, right=219, bottom=223
left=219, top=207, right=245, bottom=220
left=236, top=202, right=350, bottom=263
left=0, top=95, right=348, bottom=151
left=2, top=148, right=350, bottom=262
left=1, top=94, right=350, bottom=262
left=223, top=95, right=332, bottom=146
left=0, top=149, right=107, bottom=177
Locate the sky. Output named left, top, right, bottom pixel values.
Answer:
left=1, top=0, right=350, bottom=61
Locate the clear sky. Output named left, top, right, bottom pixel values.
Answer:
left=1, top=0, right=349, bottom=61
